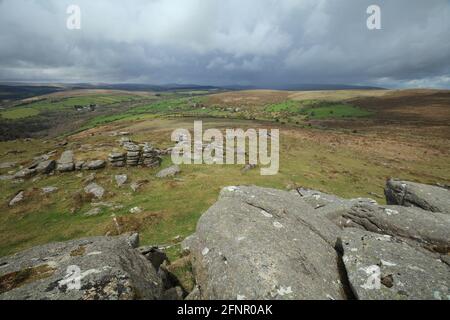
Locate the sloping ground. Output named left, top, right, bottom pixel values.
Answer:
left=0, top=88, right=448, bottom=265
left=206, top=90, right=291, bottom=107
left=19, top=89, right=156, bottom=104
left=1, top=116, right=448, bottom=259
left=288, top=89, right=390, bottom=101
left=0, top=180, right=448, bottom=300
left=350, top=90, right=450, bottom=124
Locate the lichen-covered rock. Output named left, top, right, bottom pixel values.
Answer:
left=338, top=228, right=449, bottom=300
left=0, top=162, right=17, bottom=169
left=14, top=168, right=36, bottom=179
left=41, top=186, right=58, bottom=194
left=385, top=179, right=450, bottom=214
left=86, top=160, right=106, bottom=170
left=84, top=183, right=105, bottom=200
left=292, top=188, right=377, bottom=227
left=343, top=203, right=450, bottom=253
left=182, top=186, right=346, bottom=300
left=56, top=150, right=75, bottom=172
left=0, top=235, right=164, bottom=300
left=9, top=191, right=24, bottom=206
left=115, top=174, right=128, bottom=187
left=35, top=160, right=56, bottom=174
left=156, top=165, right=180, bottom=178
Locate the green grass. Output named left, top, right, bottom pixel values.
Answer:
left=0, top=118, right=448, bottom=258
left=0, top=107, right=40, bottom=119
left=266, top=100, right=373, bottom=120
left=300, top=103, right=373, bottom=119
left=1, top=94, right=148, bottom=120
left=265, top=100, right=302, bottom=113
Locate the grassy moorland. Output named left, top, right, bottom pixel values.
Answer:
left=0, top=93, right=148, bottom=119
left=0, top=89, right=449, bottom=264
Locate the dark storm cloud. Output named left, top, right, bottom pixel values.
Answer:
left=0, top=0, right=449, bottom=88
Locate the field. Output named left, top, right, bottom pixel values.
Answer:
left=0, top=107, right=40, bottom=119
left=0, top=88, right=449, bottom=263
left=0, top=91, right=153, bottom=119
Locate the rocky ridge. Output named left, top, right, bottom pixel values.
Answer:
left=1, top=178, right=449, bottom=300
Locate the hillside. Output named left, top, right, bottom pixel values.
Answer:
left=0, top=88, right=449, bottom=260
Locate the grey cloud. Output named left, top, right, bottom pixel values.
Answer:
left=0, top=0, right=449, bottom=88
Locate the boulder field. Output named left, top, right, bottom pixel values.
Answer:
left=0, top=179, right=448, bottom=300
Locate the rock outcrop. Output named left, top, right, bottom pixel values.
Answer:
left=156, top=165, right=181, bottom=178
left=86, top=160, right=106, bottom=170
left=385, top=179, right=450, bottom=214
left=9, top=191, right=24, bottom=206
left=183, top=186, right=346, bottom=300
left=2, top=178, right=449, bottom=300
left=109, top=140, right=162, bottom=168
left=108, top=152, right=126, bottom=167
left=35, top=160, right=56, bottom=174
left=0, top=234, right=164, bottom=300
left=84, top=182, right=105, bottom=200
left=56, top=150, right=75, bottom=172
left=342, top=204, right=450, bottom=254
left=183, top=180, right=450, bottom=300
left=338, top=228, right=449, bottom=300
left=115, top=174, right=128, bottom=187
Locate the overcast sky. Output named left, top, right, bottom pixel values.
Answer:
left=0, top=0, right=449, bottom=88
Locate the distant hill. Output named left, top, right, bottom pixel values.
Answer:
left=256, top=84, right=386, bottom=91
left=0, top=84, right=64, bottom=102
left=0, top=82, right=386, bottom=104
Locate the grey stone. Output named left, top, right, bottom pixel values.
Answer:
left=385, top=179, right=450, bottom=214
left=36, top=160, right=56, bottom=174
left=185, top=286, right=201, bottom=300
left=114, top=174, right=128, bottom=187
left=86, top=160, right=106, bottom=170
left=9, top=191, right=24, bottom=206
left=0, top=175, right=14, bottom=181
left=182, top=186, right=346, bottom=300
left=118, top=137, right=132, bottom=146
left=83, top=208, right=101, bottom=217
left=14, top=168, right=37, bottom=179
left=108, top=152, right=126, bottom=160
left=0, top=162, right=17, bottom=169
left=123, top=143, right=140, bottom=152
left=343, top=203, right=450, bottom=253
left=0, top=235, right=163, bottom=300
left=126, top=233, right=140, bottom=249
left=57, top=150, right=75, bottom=172
left=293, top=188, right=377, bottom=227
left=58, top=150, right=74, bottom=164
left=127, top=151, right=140, bottom=157
left=42, top=186, right=58, bottom=194
left=110, top=161, right=125, bottom=167
left=241, top=164, right=256, bottom=173
left=130, top=181, right=147, bottom=192
left=220, top=186, right=341, bottom=246
left=338, top=228, right=450, bottom=300
left=83, top=173, right=96, bottom=184
left=56, top=163, right=75, bottom=172
left=156, top=165, right=181, bottom=178
left=75, top=161, right=85, bottom=171
left=84, top=183, right=105, bottom=200
left=138, top=246, right=168, bottom=270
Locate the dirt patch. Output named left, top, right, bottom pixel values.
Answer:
left=70, top=245, right=86, bottom=257
left=105, top=211, right=163, bottom=236
left=0, top=264, right=56, bottom=294
left=71, top=192, right=96, bottom=213
left=206, top=90, right=290, bottom=107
